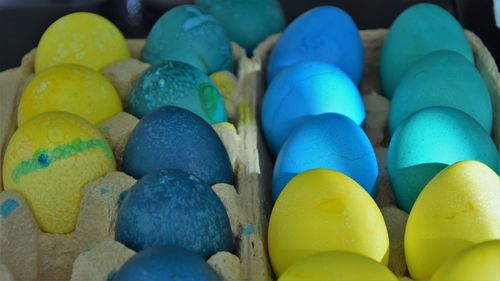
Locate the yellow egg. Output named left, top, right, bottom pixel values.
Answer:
left=2, top=112, right=116, bottom=233
left=268, top=169, right=389, bottom=277
left=405, top=160, right=500, bottom=280
left=431, top=240, right=500, bottom=281
left=35, top=12, right=130, bottom=72
left=18, top=64, right=123, bottom=126
left=279, top=251, right=398, bottom=281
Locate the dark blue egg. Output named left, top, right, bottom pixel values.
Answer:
left=122, top=106, right=233, bottom=185
left=115, top=169, right=233, bottom=257
left=112, top=246, right=220, bottom=281
left=143, top=5, right=233, bottom=74
left=267, top=6, right=364, bottom=84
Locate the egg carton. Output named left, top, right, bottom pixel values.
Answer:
left=0, top=40, right=272, bottom=281
left=251, top=29, right=500, bottom=280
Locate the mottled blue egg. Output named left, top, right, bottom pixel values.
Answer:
left=122, top=106, right=233, bottom=185
left=112, top=246, right=220, bottom=281
left=388, top=107, right=498, bottom=212
left=143, top=5, right=233, bottom=74
left=261, top=61, right=365, bottom=156
left=389, top=50, right=492, bottom=135
left=267, top=6, right=363, bottom=84
left=128, top=61, right=227, bottom=123
left=380, top=3, right=473, bottom=98
left=272, top=113, right=378, bottom=201
left=115, top=169, right=233, bottom=257
left=196, top=0, right=285, bottom=53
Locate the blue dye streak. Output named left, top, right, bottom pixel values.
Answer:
left=1, top=199, right=19, bottom=219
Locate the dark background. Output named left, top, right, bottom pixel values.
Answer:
left=0, top=0, right=498, bottom=71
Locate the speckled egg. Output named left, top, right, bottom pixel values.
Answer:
left=128, top=61, right=227, bottom=123
left=405, top=161, right=500, bottom=280
left=18, top=64, right=123, bottom=126
left=35, top=12, right=130, bottom=73
left=112, top=246, right=221, bottom=281
left=2, top=112, right=116, bottom=233
left=272, top=113, right=377, bottom=201
left=196, top=0, right=285, bottom=53
left=143, top=5, right=233, bottom=74
left=388, top=107, right=498, bottom=212
left=278, top=251, right=398, bottom=281
left=261, top=61, right=365, bottom=155
left=268, top=169, right=389, bottom=277
left=267, top=6, right=363, bottom=84
left=380, top=3, right=473, bottom=98
left=115, top=169, right=233, bottom=257
left=389, top=50, right=492, bottom=135
left=122, top=106, right=233, bottom=186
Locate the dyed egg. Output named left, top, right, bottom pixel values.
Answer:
left=143, top=5, right=233, bottom=74
left=405, top=161, right=500, bottom=280
left=279, top=251, right=398, bottom=281
left=112, top=246, right=220, bottom=281
left=122, top=106, right=233, bottom=185
left=262, top=61, right=365, bottom=155
left=430, top=240, right=500, bottom=281
left=35, top=12, right=130, bottom=73
left=128, top=61, right=227, bottom=123
left=272, top=113, right=377, bottom=201
left=196, top=0, right=285, bottom=53
left=115, top=169, right=233, bottom=257
left=267, top=6, right=363, bottom=84
left=388, top=107, right=498, bottom=212
left=18, top=64, right=122, bottom=126
left=380, top=3, right=473, bottom=98
left=2, top=112, right=116, bottom=233
left=268, top=169, right=389, bottom=276
left=389, top=50, right=492, bottom=135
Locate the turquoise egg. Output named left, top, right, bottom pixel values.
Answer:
left=143, top=5, right=233, bottom=74
left=389, top=50, right=492, bottom=135
left=380, top=3, right=473, bottom=98
left=387, top=107, right=498, bottom=212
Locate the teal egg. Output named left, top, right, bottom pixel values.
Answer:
left=389, top=50, right=492, bottom=135
left=388, top=107, right=498, bottom=212
left=196, top=0, right=285, bottom=53
left=380, top=3, right=473, bottom=98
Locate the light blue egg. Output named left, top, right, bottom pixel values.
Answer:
left=380, top=3, right=473, bottom=98
left=272, top=113, right=378, bottom=201
left=143, top=5, right=233, bottom=74
left=388, top=107, right=498, bottom=212
left=261, top=61, right=365, bottom=156
left=267, top=6, right=364, bottom=84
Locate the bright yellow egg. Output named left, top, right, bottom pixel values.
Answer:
left=405, top=160, right=500, bottom=280
left=279, top=251, right=398, bottom=281
left=2, top=112, right=116, bottom=233
left=18, top=64, right=123, bottom=126
left=431, top=240, right=500, bottom=281
left=268, top=169, right=389, bottom=277
left=35, top=12, right=130, bottom=72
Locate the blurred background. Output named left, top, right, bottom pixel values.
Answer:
left=0, top=0, right=498, bottom=71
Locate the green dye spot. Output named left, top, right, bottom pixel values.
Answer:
left=100, top=187, right=109, bottom=195
left=242, top=223, right=254, bottom=236
left=199, top=82, right=218, bottom=124
left=11, top=138, right=113, bottom=184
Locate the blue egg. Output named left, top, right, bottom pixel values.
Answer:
left=143, top=5, right=233, bottom=74
left=196, top=0, right=285, bottom=53
left=112, top=246, right=220, bottom=281
left=122, top=106, right=233, bottom=185
left=115, top=169, right=233, bottom=257
left=388, top=107, right=498, bottom=212
left=389, top=50, right=492, bottom=135
left=261, top=61, right=365, bottom=155
left=128, top=61, right=227, bottom=123
left=380, top=3, right=473, bottom=98
left=267, top=6, right=363, bottom=84
left=272, top=113, right=378, bottom=201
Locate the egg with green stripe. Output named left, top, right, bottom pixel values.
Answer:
left=2, top=112, right=116, bottom=233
